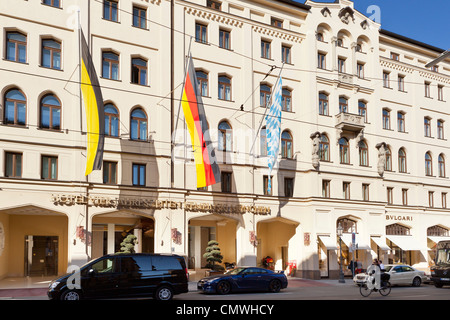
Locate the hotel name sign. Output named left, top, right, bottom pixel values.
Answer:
left=51, top=194, right=271, bottom=216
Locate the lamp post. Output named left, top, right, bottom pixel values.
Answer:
left=337, top=222, right=345, bottom=283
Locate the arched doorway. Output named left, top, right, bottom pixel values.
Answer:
left=91, top=211, right=155, bottom=258
left=256, top=217, right=300, bottom=272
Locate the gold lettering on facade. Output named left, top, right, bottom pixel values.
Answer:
left=50, top=194, right=271, bottom=215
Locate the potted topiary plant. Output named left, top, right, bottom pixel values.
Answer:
left=117, top=234, right=137, bottom=254
left=203, top=240, right=225, bottom=275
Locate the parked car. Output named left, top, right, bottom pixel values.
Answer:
left=48, top=253, right=189, bottom=300
left=353, top=264, right=427, bottom=287
left=197, top=267, right=288, bottom=295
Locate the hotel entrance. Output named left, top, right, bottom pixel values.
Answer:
left=24, top=236, right=58, bottom=277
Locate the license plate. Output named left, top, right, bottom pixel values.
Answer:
left=440, top=278, right=450, bottom=281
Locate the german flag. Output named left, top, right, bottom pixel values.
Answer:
left=181, top=55, right=220, bottom=188
left=80, top=30, right=105, bottom=176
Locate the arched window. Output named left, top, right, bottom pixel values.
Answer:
left=281, top=130, right=293, bottom=158
left=260, top=126, right=267, bottom=156
left=4, top=89, right=26, bottom=126
left=319, top=92, right=328, bottom=115
left=359, top=140, right=368, bottom=166
left=385, top=146, right=392, bottom=171
left=218, top=75, right=231, bottom=101
left=398, top=148, right=407, bottom=173
left=281, top=88, right=292, bottom=112
left=319, top=134, right=329, bottom=161
left=425, top=152, right=433, bottom=176
left=439, top=154, right=445, bottom=177
left=104, top=103, right=119, bottom=137
left=218, top=121, right=232, bottom=151
left=102, top=51, right=119, bottom=80
left=130, top=108, right=147, bottom=141
left=40, top=94, right=61, bottom=130
left=337, top=218, right=357, bottom=233
left=386, top=223, right=410, bottom=236
left=339, top=137, right=349, bottom=164
left=196, top=71, right=208, bottom=97
left=260, top=84, right=271, bottom=107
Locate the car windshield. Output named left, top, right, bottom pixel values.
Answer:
left=384, top=266, right=393, bottom=272
left=225, top=267, right=247, bottom=275
left=436, top=249, right=450, bottom=266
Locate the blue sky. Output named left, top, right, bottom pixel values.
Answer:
left=300, top=0, right=449, bottom=50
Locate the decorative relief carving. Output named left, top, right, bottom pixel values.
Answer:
left=252, top=25, right=303, bottom=43
left=185, top=7, right=243, bottom=28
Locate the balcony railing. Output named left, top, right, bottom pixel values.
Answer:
left=335, top=112, right=365, bottom=132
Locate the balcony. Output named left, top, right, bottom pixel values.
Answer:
left=335, top=112, right=365, bottom=132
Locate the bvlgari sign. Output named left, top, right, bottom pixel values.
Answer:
left=51, top=194, right=271, bottom=216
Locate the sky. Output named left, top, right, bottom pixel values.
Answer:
left=300, top=0, right=450, bottom=50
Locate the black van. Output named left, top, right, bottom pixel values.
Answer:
left=48, top=253, right=189, bottom=300
left=431, top=240, right=450, bottom=288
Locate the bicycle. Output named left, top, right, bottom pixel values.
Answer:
left=359, top=279, right=391, bottom=297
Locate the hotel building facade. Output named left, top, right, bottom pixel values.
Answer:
left=0, top=0, right=449, bottom=280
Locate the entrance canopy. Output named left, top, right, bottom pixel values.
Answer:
left=371, top=236, right=390, bottom=251
left=339, top=233, right=371, bottom=250
left=428, top=236, right=450, bottom=244
left=318, top=235, right=338, bottom=250
left=386, top=235, right=423, bottom=251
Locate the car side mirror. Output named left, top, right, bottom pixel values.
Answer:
left=88, top=268, right=97, bottom=276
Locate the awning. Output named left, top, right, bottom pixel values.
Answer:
left=386, top=235, right=423, bottom=251
left=428, top=236, right=450, bottom=244
left=371, top=236, right=391, bottom=251
left=318, top=236, right=338, bottom=250
left=339, top=233, right=371, bottom=250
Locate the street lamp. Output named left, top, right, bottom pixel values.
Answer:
left=337, top=222, right=345, bottom=283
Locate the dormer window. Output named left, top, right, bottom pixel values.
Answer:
left=207, top=0, right=221, bottom=10
left=271, top=18, right=283, bottom=28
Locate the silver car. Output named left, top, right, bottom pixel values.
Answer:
left=353, top=264, right=427, bottom=287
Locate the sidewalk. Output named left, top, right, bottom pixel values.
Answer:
left=0, top=276, right=355, bottom=298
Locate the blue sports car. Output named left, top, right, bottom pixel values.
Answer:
left=197, top=267, right=288, bottom=295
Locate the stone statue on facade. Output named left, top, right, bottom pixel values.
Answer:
left=376, top=142, right=387, bottom=176
left=311, top=132, right=321, bottom=169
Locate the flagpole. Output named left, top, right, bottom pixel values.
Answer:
left=249, top=63, right=285, bottom=155
left=77, top=9, right=83, bottom=134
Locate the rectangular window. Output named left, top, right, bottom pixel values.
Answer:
left=429, top=191, right=434, bottom=208
left=195, top=23, right=207, bottom=44
left=221, top=172, right=232, bottom=193
left=102, top=52, right=119, bottom=80
left=322, top=180, right=330, bottom=198
left=397, top=112, right=405, bottom=132
left=284, top=177, right=294, bottom=197
left=263, top=175, right=272, bottom=196
left=424, top=117, right=431, bottom=137
left=425, top=82, right=431, bottom=98
left=131, top=58, right=147, bottom=85
left=383, top=72, right=390, bottom=88
left=132, top=163, right=146, bottom=186
left=318, top=52, right=326, bottom=69
left=42, top=0, right=60, bottom=8
left=398, top=75, right=405, bottom=91
left=42, top=39, right=61, bottom=70
left=357, top=63, right=364, bottom=78
left=402, top=189, right=408, bottom=206
left=271, top=18, right=283, bottom=28
left=442, top=192, right=447, bottom=209
left=438, top=85, right=444, bottom=101
left=383, top=109, right=390, bottom=130
left=103, top=0, right=118, bottom=22
left=41, top=155, right=57, bottom=180
left=133, top=6, right=147, bottom=29
left=282, top=45, right=291, bottom=64
left=103, top=161, right=117, bottom=184
left=207, top=0, right=221, bottom=10
left=390, top=52, right=399, bottom=61
left=219, top=29, right=230, bottom=50
left=362, top=184, right=369, bottom=201
left=338, top=57, right=346, bottom=73
left=438, top=120, right=444, bottom=139
left=5, top=152, right=22, bottom=178
left=343, top=182, right=350, bottom=200
left=387, top=187, right=393, bottom=204
left=261, top=40, right=271, bottom=59
left=6, top=32, right=27, bottom=63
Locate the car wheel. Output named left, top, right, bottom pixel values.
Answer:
left=60, top=289, right=82, bottom=300
left=434, top=282, right=443, bottom=288
left=155, top=285, right=174, bottom=300
left=268, top=279, right=281, bottom=293
left=216, top=280, right=231, bottom=295
left=412, top=277, right=421, bottom=287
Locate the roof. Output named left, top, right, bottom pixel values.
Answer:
left=380, top=29, right=446, bottom=54
left=276, top=0, right=311, bottom=11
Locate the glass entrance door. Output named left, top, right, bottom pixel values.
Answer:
left=24, top=236, right=58, bottom=276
